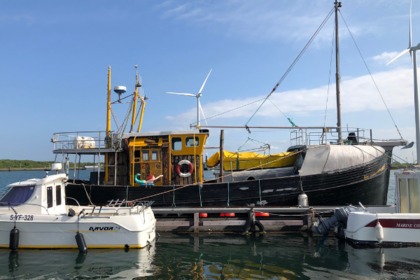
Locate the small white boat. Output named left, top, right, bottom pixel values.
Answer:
left=0, top=164, right=156, bottom=251
left=314, top=169, right=420, bottom=247
left=344, top=169, right=420, bottom=247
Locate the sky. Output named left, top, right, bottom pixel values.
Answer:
left=0, top=0, right=419, bottom=163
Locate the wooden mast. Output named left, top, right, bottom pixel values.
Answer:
left=335, top=0, right=343, bottom=144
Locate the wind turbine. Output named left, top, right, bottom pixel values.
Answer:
left=166, top=69, right=212, bottom=128
left=387, top=0, right=420, bottom=163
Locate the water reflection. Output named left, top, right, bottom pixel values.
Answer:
left=154, top=233, right=420, bottom=279
left=1, top=234, right=420, bottom=279
left=1, top=242, right=156, bottom=279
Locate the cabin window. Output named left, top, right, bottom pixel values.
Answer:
left=134, top=149, right=141, bottom=159
left=172, top=137, right=182, bottom=151
left=47, top=186, right=53, bottom=208
left=0, top=185, right=35, bottom=206
left=142, top=150, right=149, bottom=161
left=152, top=151, right=158, bottom=161
left=56, top=185, right=62, bottom=206
left=186, top=137, right=199, bottom=147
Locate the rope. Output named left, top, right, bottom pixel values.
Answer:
left=323, top=29, right=335, bottom=128
left=80, top=183, right=94, bottom=206
left=245, top=7, right=335, bottom=128
left=199, top=184, right=203, bottom=207
left=227, top=182, right=230, bottom=207
left=171, top=185, right=176, bottom=207
left=339, top=11, right=404, bottom=140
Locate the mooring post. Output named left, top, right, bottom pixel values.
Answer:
left=305, top=208, right=315, bottom=232
left=193, top=212, right=199, bottom=233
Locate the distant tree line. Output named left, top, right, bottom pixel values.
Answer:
left=0, top=159, right=94, bottom=170
left=391, top=161, right=416, bottom=170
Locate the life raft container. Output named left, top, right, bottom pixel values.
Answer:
left=176, top=160, right=194, bottom=178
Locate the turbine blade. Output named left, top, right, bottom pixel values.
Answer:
left=409, top=0, right=413, bottom=49
left=166, top=92, right=196, bottom=97
left=198, top=69, right=212, bottom=95
left=387, top=48, right=410, bottom=65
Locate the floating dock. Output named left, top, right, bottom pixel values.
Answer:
left=153, top=206, right=338, bottom=234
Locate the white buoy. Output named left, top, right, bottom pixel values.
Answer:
left=375, top=221, right=384, bottom=243
left=298, top=192, right=308, bottom=207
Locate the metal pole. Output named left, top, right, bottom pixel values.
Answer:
left=412, top=44, right=420, bottom=163
left=335, top=1, right=343, bottom=144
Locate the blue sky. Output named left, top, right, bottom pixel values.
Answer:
left=0, top=0, right=418, bottom=163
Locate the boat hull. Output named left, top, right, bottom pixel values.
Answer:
left=66, top=155, right=389, bottom=207
left=345, top=212, right=420, bottom=247
left=0, top=208, right=156, bottom=249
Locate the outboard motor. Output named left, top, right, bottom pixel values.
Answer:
left=313, top=206, right=357, bottom=236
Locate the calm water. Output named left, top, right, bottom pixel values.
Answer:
left=0, top=170, right=419, bottom=280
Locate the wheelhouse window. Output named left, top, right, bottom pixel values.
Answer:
left=56, top=185, right=62, bottom=206
left=47, top=186, right=53, bottom=208
left=134, top=149, right=141, bottom=159
left=172, top=137, right=182, bottom=151
left=151, top=151, right=158, bottom=161
left=142, top=150, right=149, bottom=161
left=0, top=185, right=35, bottom=206
left=186, top=137, right=199, bottom=147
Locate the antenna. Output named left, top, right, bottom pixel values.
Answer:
left=114, top=86, right=127, bottom=103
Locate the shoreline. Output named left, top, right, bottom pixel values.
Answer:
left=0, top=168, right=48, bottom=171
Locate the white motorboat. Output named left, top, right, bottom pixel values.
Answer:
left=314, top=169, right=420, bottom=247
left=0, top=164, right=156, bottom=251
left=344, top=169, right=420, bottom=247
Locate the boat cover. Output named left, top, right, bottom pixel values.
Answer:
left=206, top=150, right=298, bottom=171
left=299, top=145, right=385, bottom=176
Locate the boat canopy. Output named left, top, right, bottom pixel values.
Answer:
left=299, top=145, right=385, bottom=176
left=206, top=150, right=299, bottom=171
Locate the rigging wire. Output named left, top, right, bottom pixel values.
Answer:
left=339, top=11, right=404, bottom=139
left=323, top=28, right=336, bottom=128
left=244, top=7, right=335, bottom=130
left=268, top=99, right=297, bottom=127
left=237, top=137, right=271, bottom=153
left=199, top=97, right=266, bottom=124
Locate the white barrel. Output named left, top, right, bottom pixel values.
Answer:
left=298, top=192, right=308, bottom=207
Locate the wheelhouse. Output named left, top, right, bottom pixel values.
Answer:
left=55, top=129, right=211, bottom=187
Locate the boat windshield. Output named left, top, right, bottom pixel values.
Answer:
left=0, top=185, right=35, bottom=206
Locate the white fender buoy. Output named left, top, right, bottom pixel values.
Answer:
left=375, top=220, right=384, bottom=243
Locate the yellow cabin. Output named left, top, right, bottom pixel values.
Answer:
left=104, top=130, right=209, bottom=187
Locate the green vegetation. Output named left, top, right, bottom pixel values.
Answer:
left=391, top=161, right=416, bottom=170
left=0, top=159, right=95, bottom=171
left=0, top=159, right=53, bottom=170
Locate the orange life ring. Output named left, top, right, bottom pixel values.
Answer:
left=176, top=159, right=194, bottom=178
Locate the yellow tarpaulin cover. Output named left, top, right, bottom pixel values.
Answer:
left=207, top=150, right=298, bottom=171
